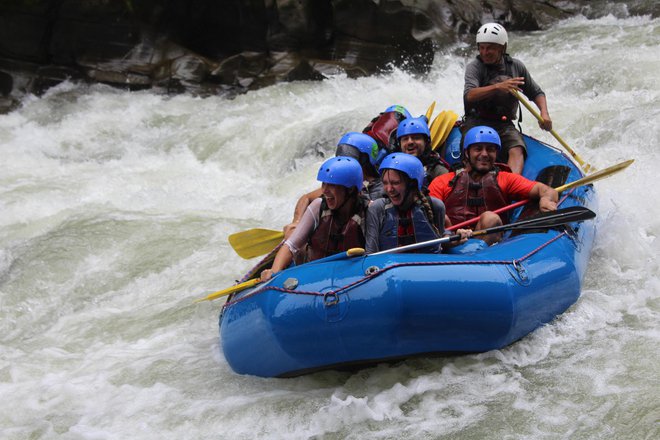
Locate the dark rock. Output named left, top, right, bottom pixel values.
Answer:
left=0, top=0, right=641, bottom=103
left=0, top=70, right=12, bottom=96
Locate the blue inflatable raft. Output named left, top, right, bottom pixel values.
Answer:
left=219, top=127, right=598, bottom=377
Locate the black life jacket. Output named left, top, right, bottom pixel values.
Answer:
left=421, top=150, right=451, bottom=186
left=470, top=54, right=520, bottom=121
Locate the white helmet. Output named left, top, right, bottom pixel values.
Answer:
left=476, top=23, right=508, bottom=46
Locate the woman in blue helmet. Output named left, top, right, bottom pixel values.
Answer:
left=262, top=156, right=368, bottom=281
left=283, top=132, right=387, bottom=239
left=396, top=116, right=450, bottom=186
left=364, top=153, right=469, bottom=254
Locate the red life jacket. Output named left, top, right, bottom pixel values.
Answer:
left=444, top=168, right=509, bottom=227
left=306, top=198, right=366, bottom=262
left=363, top=111, right=406, bottom=152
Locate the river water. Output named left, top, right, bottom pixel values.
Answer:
left=1, top=12, right=658, bottom=440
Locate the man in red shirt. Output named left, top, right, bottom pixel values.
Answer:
left=429, top=126, right=558, bottom=245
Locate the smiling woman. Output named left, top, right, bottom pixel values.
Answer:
left=364, top=153, right=454, bottom=254
left=260, top=156, right=367, bottom=281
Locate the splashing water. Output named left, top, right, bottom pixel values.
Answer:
left=1, top=14, right=658, bottom=440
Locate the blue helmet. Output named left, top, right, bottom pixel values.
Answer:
left=396, top=116, right=431, bottom=140
left=317, top=156, right=363, bottom=191
left=379, top=153, right=425, bottom=191
left=463, top=126, right=501, bottom=152
left=384, top=104, right=412, bottom=120
left=336, top=132, right=386, bottom=166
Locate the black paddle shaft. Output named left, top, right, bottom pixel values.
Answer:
left=372, top=206, right=596, bottom=255
left=466, top=206, right=596, bottom=241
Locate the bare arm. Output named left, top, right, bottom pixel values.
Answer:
left=283, top=187, right=323, bottom=238
left=263, top=199, right=322, bottom=280
left=466, top=76, right=526, bottom=104
left=529, top=182, right=558, bottom=212
left=507, top=146, right=525, bottom=175
left=533, top=94, right=552, bottom=131
left=260, top=245, right=294, bottom=281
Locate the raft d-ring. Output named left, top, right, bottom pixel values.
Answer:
left=565, top=228, right=583, bottom=251
left=508, top=260, right=530, bottom=285
left=365, top=265, right=380, bottom=276
left=323, top=292, right=339, bottom=307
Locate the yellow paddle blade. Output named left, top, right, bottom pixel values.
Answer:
left=429, top=110, right=446, bottom=142
left=194, top=278, right=262, bottom=303
left=425, top=101, right=436, bottom=121
left=556, top=159, right=634, bottom=193
left=429, top=110, right=458, bottom=150
left=432, top=110, right=459, bottom=150
left=228, top=228, right=284, bottom=259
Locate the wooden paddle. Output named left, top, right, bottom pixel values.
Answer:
left=202, top=207, right=595, bottom=302
left=425, top=101, right=436, bottom=121
left=228, top=159, right=632, bottom=259
left=372, top=206, right=596, bottom=255
left=228, top=228, right=284, bottom=259
left=194, top=278, right=262, bottom=303
left=196, top=248, right=367, bottom=303
left=447, top=159, right=634, bottom=231
left=432, top=110, right=459, bottom=151
left=512, top=90, right=594, bottom=173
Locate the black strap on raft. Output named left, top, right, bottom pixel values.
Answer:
left=511, top=164, right=573, bottom=236
left=535, top=165, right=572, bottom=189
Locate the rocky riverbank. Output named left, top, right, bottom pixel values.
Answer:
left=0, top=0, right=657, bottom=112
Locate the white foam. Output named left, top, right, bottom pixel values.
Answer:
left=1, top=14, right=658, bottom=440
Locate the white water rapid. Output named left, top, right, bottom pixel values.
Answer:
left=1, top=13, right=658, bottom=440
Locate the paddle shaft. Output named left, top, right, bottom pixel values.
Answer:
left=512, top=90, right=593, bottom=172
left=447, top=159, right=634, bottom=231
left=195, top=278, right=262, bottom=303
left=228, top=158, right=632, bottom=259
left=372, top=206, right=595, bottom=256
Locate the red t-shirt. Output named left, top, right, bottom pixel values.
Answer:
left=429, top=171, right=536, bottom=203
